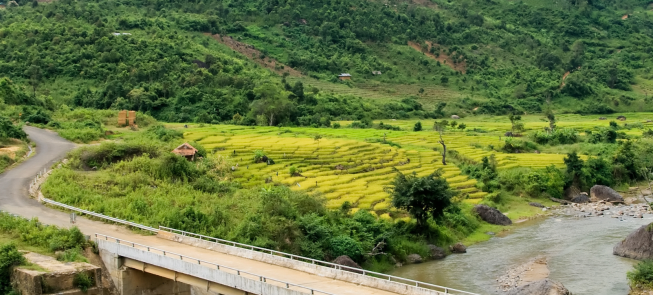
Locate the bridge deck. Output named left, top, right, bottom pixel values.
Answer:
left=3, top=202, right=402, bottom=295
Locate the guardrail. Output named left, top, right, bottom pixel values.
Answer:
left=42, top=197, right=158, bottom=233
left=95, top=233, right=336, bottom=295
left=160, top=226, right=479, bottom=295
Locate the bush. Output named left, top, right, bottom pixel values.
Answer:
left=0, top=243, right=25, bottom=294
left=531, top=128, right=579, bottom=145
left=147, top=125, right=183, bottom=142
left=0, top=116, right=26, bottom=140
left=628, top=260, right=653, bottom=288
left=413, top=121, right=423, bottom=131
left=501, top=139, right=538, bottom=153
left=0, top=212, right=87, bottom=252
left=332, top=122, right=341, bottom=129
left=329, top=235, right=364, bottom=261
left=73, top=272, right=94, bottom=292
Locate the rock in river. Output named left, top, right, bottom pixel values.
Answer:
left=613, top=223, right=653, bottom=260
left=406, top=254, right=423, bottom=264
left=571, top=194, right=590, bottom=203
left=474, top=204, right=512, bottom=225
left=590, top=185, right=624, bottom=203
left=451, top=242, right=467, bottom=253
left=428, top=244, right=446, bottom=259
left=506, top=279, right=571, bottom=295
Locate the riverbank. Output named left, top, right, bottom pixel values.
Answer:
left=498, top=257, right=550, bottom=292
left=389, top=204, right=653, bottom=294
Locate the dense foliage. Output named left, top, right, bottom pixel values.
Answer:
left=0, top=243, right=25, bottom=294
left=390, top=169, right=455, bottom=227
left=0, top=0, right=651, bottom=125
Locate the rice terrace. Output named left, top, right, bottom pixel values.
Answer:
left=180, top=112, right=653, bottom=219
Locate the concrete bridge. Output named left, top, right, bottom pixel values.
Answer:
left=95, top=227, right=479, bottom=295
left=0, top=127, right=480, bottom=295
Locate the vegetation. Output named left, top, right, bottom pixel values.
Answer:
left=390, top=170, right=454, bottom=227
left=628, top=260, right=653, bottom=289
left=0, top=243, right=25, bottom=294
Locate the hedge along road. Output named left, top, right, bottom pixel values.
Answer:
left=0, top=127, right=414, bottom=295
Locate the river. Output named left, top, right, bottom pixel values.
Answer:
left=389, top=213, right=653, bottom=294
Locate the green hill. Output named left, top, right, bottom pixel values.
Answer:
left=1, top=0, right=652, bottom=125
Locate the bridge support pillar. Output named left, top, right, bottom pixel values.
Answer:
left=120, top=267, right=191, bottom=295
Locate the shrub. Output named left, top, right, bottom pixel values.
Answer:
left=628, top=260, right=653, bottom=288
left=531, top=128, right=579, bottom=145
left=0, top=243, right=25, bottom=294
left=413, top=121, right=423, bottom=131
left=501, top=139, right=538, bottom=153
left=73, top=272, right=94, bottom=292
left=147, top=125, right=183, bottom=142
left=56, top=248, right=88, bottom=262
left=329, top=235, right=363, bottom=261
left=332, top=122, right=341, bottom=129
left=0, top=116, right=26, bottom=140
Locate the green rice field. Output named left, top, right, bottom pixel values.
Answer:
left=178, top=113, right=653, bottom=217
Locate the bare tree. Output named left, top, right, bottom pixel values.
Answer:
left=434, top=121, right=447, bottom=165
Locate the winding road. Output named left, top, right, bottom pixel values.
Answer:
left=0, top=127, right=410, bottom=295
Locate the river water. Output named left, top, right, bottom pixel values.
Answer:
left=389, top=214, right=653, bottom=295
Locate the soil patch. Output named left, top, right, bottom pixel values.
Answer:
left=560, top=71, right=570, bottom=89
left=206, top=33, right=303, bottom=77
left=622, top=14, right=629, bottom=20
left=0, top=146, right=21, bottom=159
left=407, top=41, right=466, bottom=73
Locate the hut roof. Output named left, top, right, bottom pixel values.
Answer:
left=172, top=143, right=198, bottom=156
left=338, top=73, right=352, bottom=77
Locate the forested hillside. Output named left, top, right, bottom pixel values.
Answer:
left=1, top=0, right=652, bottom=125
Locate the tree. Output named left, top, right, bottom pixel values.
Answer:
left=564, top=151, right=584, bottom=188
left=249, top=84, right=296, bottom=126
left=545, top=110, right=556, bottom=133
left=314, top=134, right=322, bottom=147
left=450, top=121, right=458, bottom=128
left=508, top=114, right=524, bottom=136
left=390, top=169, right=455, bottom=228
left=413, top=121, right=422, bottom=131
left=434, top=121, right=447, bottom=165
left=24, top=65, right=42, bottom=98
left=457, top=123, right=466, bottom=131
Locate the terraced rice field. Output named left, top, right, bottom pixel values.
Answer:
left=180, top=117, right=617, bottom=215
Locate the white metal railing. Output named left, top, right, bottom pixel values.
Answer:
left=160, top=226, right=479, bottom=295
left=42, top=198, right=158, bottom=232
left=95, top=233, right=336, bottom=295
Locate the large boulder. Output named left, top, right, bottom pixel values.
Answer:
left=506, top=279, right=571, bottom=295
left=450, top=242, right=467, bottom=253
left=590, top=185, right=624, bottom=203
left=613, top=223, right=653, bottom=260
left=474, top=204, right=512, bottom=226
left=428, top=244, right=446, bottom=259
left=332, top=255, right=362, bottom=271
left=406, top=254, right=423, bottom=264
left=571, top=194, right=590, bottom=203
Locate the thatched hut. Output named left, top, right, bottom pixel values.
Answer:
left=172, top=143, right=198, bottom=161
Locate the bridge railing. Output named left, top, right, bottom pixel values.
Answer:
left=42, top=197, right=158, bottom=233
left=160, top=226, right=479, bottom=295
left=94, top=233, right=336, bottom=295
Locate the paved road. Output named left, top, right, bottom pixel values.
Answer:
left=0, top=128, right=404, bottom=295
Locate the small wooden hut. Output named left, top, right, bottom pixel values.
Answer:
left=172, top=143, right=198, bottom=161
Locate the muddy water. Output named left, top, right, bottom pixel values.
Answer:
left=389, top=214, right=653, bottom=294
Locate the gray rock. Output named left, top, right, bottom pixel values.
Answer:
left=506, top=279, right=571, bottom=295
left=406, top=254, right=423, bottom=264
left=529, top=202, right=545, bottom=208
left=613, top=223, right=653, bottom=260
left=571, top=194, right=590, bottom=203
left=428, top=245, right=446, bottom=259
left=451, top=242, right=467, bottom=253
left=332, top=255, right=362, bottom=271
left=451, top=115, right=460, bottom=119
left=474, top=204, right=512, bottom=226
left=590, top=185, right=624, bottom=203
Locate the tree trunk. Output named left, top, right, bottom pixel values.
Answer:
left=269, top=113, right=275, bottom=126
left=439, top=141, right=447, bottom=165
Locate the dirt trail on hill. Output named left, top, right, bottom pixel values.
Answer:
left=206, top=33, right=303, bottom=77
left=407, top=41, right=466, bottom=73
left=560, top=71, right=570, bottom=89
